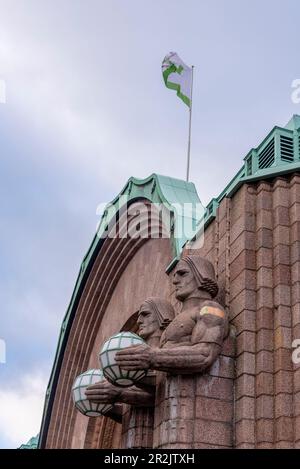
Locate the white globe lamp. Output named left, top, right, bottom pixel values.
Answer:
left=99, top=332, right=147, bottom=387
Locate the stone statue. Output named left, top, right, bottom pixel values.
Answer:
left=115, top=255, right=229, bottom=375
left=85, top=297, right=175, bottom=414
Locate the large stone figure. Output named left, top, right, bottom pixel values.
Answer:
left=116, top=255, right=229, bottom=374
left=87, top=255, right=232, bottom=448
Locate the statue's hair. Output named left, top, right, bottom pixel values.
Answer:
left=181, top=255, right=219, bottom=298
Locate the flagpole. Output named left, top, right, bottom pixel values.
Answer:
left=186, top=65, right=194, bottom=182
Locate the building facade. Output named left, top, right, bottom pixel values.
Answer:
left=39, top=115, right=300, bottom=449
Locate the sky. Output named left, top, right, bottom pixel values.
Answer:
left=0, top=0, right=299, bottom=448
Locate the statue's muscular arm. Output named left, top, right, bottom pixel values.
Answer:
left=86, top=379, right=155, bottom=407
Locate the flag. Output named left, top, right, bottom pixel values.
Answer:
left=162, top=52, right=192, bottom=107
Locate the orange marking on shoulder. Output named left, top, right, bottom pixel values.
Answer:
left=200, top=306, right=225, bottom=318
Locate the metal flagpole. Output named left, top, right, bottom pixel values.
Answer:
left=186, top=65, right=194, bottom=182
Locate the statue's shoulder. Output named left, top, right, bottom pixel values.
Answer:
left=199, top=300, right=226, bottom=320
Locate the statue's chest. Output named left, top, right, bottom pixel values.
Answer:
left=161, top=312, right=196, bottom=342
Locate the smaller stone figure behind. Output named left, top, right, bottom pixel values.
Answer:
left=85, top=297, right=175, bottom=448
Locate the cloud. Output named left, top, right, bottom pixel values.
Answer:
left=0, top=0, right=198, bottom=196
left=0, top=371, right=47, bottom=448
left=1, top=285, right=62, bottom=345
left=0, top=0, right=299, bottom=450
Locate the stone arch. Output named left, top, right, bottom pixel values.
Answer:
left=43, top=201, right=174, bottom=447
left=39, top=174, right=202, bottom=448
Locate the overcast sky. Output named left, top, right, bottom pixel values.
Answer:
left=0, top=0, right=299, bottom=448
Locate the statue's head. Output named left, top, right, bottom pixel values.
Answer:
left=172, top=255, right=218, bottom=301
left=137, top=297, right=175, bottom=340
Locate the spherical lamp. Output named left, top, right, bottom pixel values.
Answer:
left=99, top=332, right=147, bottom=387
left=72, top=369, right=113, bottom=417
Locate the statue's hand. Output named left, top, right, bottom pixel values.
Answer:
left=85, top=379, right=121, bottom=404
left=115, top=344, right=153, bottom=371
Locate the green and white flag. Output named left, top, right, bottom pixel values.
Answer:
left=162, top=52, right=192, bottom=107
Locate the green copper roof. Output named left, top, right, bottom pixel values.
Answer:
left=204, top=114, right=300, bottom=224
left=38, top=173, right=203, bottom=447
left=96, top=173, right=203, bottom=269
left=19, top=434, right=39, bottom=449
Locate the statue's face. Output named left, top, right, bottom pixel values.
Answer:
left=172, top=260, right=198, bottom=301
left=137, top=304, right=159, bottom=340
